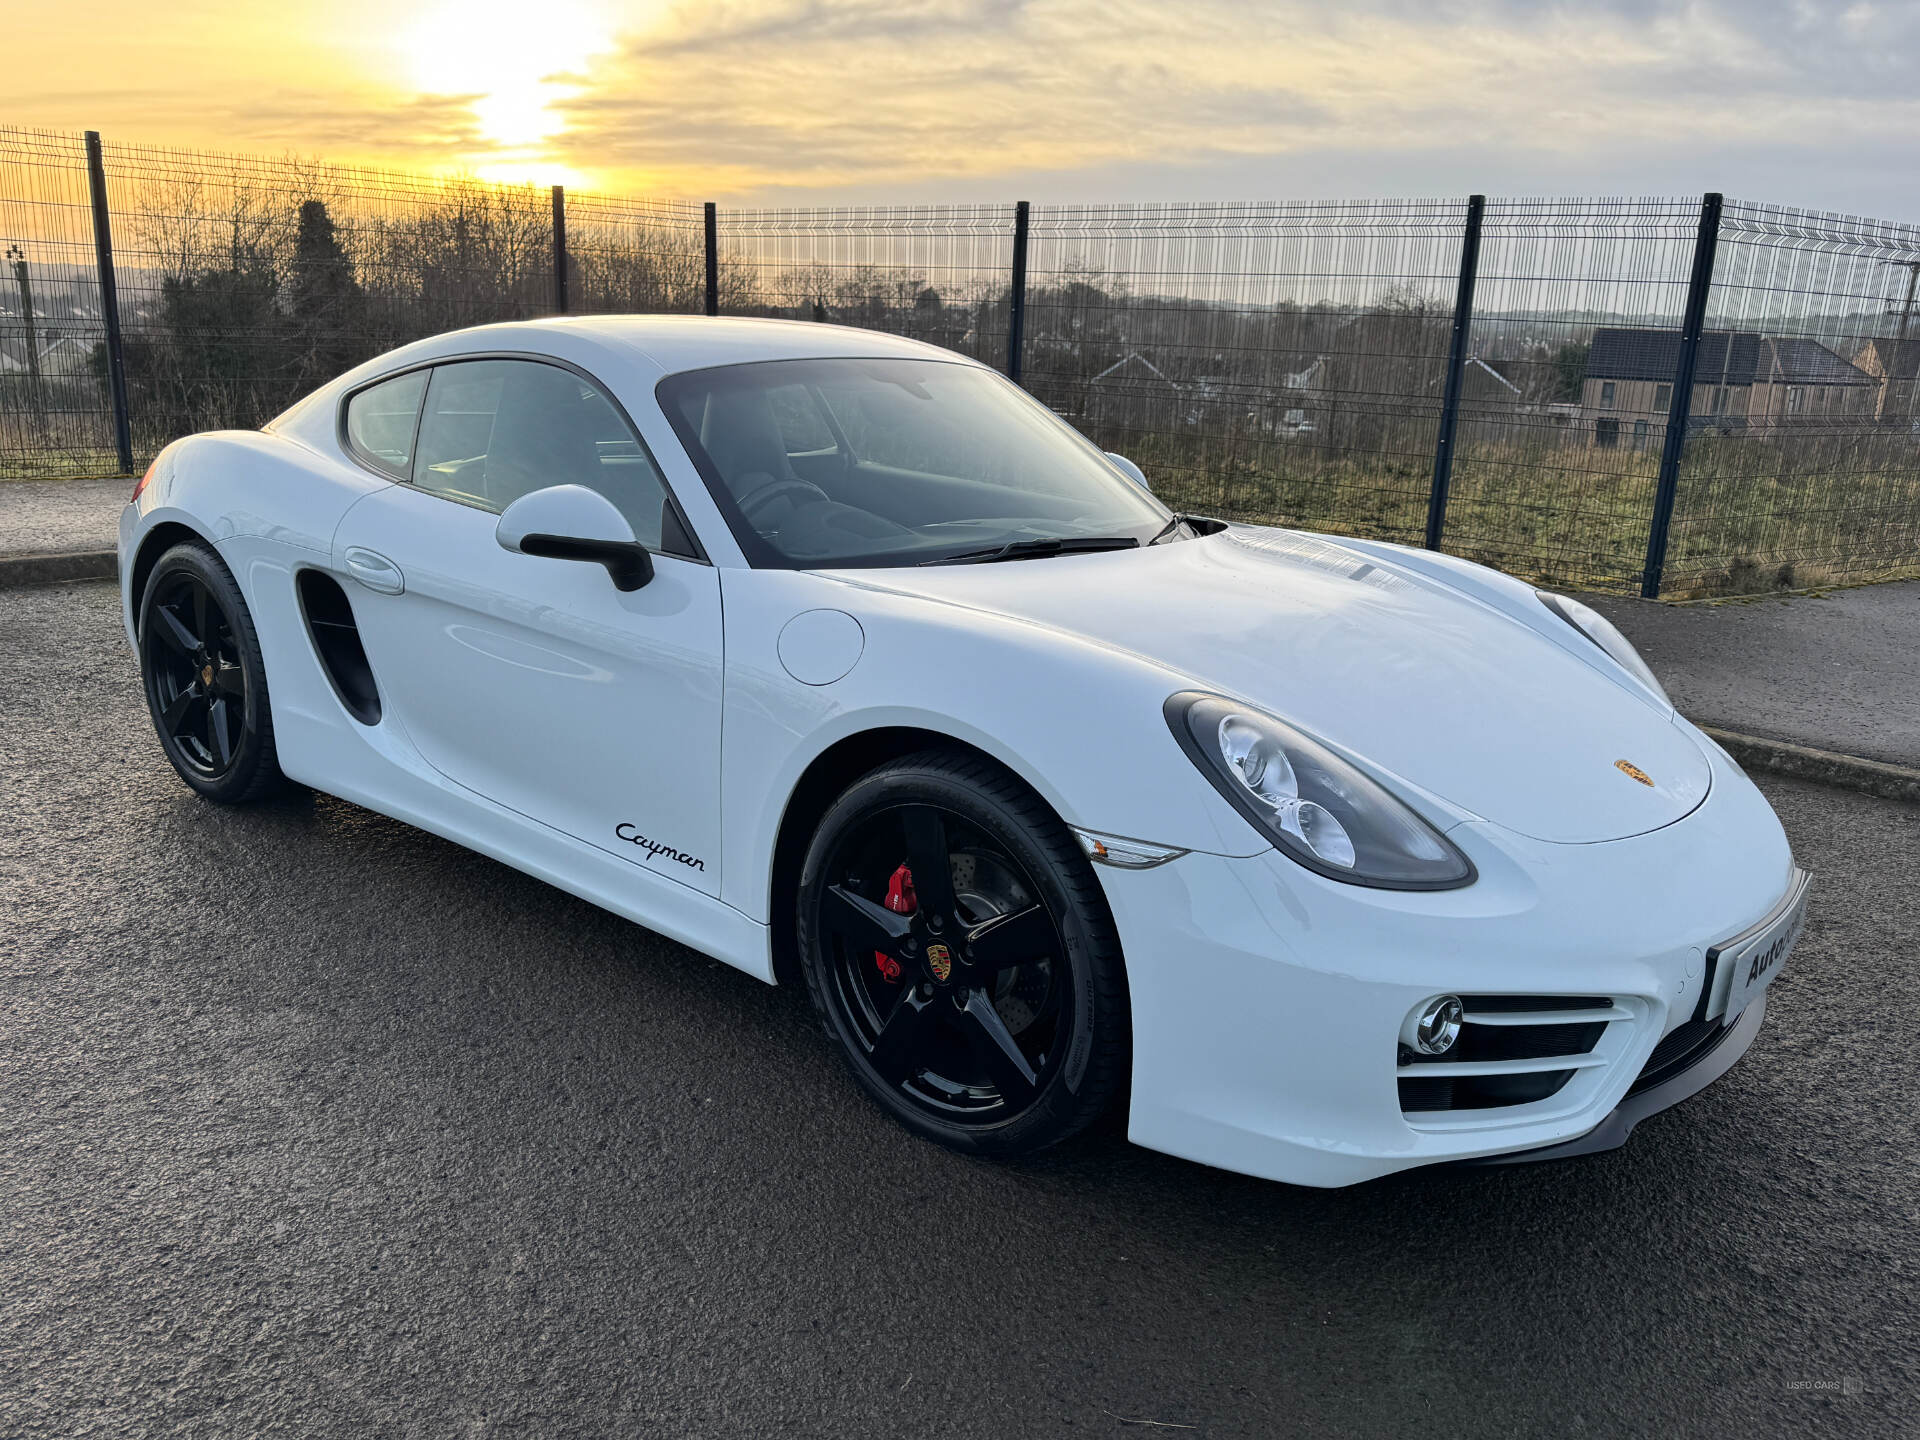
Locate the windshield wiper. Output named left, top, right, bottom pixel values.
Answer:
left=920, top=535, right=1142, bottom=566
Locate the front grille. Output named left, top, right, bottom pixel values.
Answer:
left=1398, top=1069, right=1578, bottom=1113
left=1399, top=996, right=1624, bottom=1119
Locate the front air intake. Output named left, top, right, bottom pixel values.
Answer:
left=1398, top=996, right=1621, bottom=1116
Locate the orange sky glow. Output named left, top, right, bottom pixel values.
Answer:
left=8, top=1, right=1916, bottom=216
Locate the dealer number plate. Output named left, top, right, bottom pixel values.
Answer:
left=1712, top=868, right=1810, bottom=1025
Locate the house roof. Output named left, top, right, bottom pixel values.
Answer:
left=1465, top=356, right=1521, bottom=396
left=1586, top=328, right=1870, bottom=386
left=1587, top=329, right=1760, bottom=383
left=1764, top=337, right=1874, bottom=385
left=1855, top=337, right=1920, bottom=380
left=0, top=333, right=93, bottom=374
left=1422, top=354, right=1521, bottom=398
left=1089, top=351, right=1178, bottom=386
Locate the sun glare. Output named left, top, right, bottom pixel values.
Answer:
left=400, top=0, right=614, bottom=151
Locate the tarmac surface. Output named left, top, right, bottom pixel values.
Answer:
left=1591, top=582, right=1920, bottom=771
left=0, top=477, right=130, bottom=557
left=4, top=579, right=1918, bottom=1438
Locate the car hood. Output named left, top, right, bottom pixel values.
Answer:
left=829, top=527, right=1710, bottom=844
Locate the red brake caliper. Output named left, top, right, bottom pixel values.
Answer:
left=874, top=863, right=916, bottom=982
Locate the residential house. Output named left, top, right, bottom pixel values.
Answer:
left=1852, top=337, right=1920, bottom=429
left=0, top=332, right=95, bottom=378
left=1580, top=328, right=1875, bottom=445
left=1080, top=350, right=1186, bottom=432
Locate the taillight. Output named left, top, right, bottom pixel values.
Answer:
left=130, top=461, right=155, bottom=503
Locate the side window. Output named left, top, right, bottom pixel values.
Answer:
left=411, top=358, right=679, bottom=553
left=343, top=370, right=428, bottom=478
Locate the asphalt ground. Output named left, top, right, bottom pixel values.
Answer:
left=0, top=478, right=130, bottom=558
left=1591, top=581, right=1920, bottom=771
left=4, top=579, right=1918, bottom=1439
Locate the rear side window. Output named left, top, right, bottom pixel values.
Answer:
left=343, top=371, right=427, bottom=478
left=411, top=358, right=676, bottom=552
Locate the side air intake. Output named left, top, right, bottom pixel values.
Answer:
left=296, top=569, right=382, bottom=725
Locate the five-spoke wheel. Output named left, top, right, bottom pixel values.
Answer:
left=798, top=751, right=1129, bottom=1155
left=138, top=542, right=282, bottom=802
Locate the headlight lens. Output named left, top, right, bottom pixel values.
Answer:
left=1536, top=591, right=1670, bottom=706
left=1166, top=692, right=1475, bottom=889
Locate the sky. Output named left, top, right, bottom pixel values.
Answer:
left=10, top=0, right=1918, bottom=217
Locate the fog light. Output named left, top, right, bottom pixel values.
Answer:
left=1413, top=995, right=1464, bottom=1055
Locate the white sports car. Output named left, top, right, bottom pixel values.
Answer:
left=119, top=316, right=1808, bottom=1187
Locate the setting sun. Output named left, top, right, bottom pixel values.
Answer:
left=398, top=0, right=616, bottom=154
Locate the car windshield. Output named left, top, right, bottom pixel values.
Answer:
left=657, top=357, right=1173, bottom=568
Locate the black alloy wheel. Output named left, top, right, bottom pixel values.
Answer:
left=138, top=542, right=283, bottom=803
left=797, top=750, right=1130, bottom=1156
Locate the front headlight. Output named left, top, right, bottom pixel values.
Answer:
left=1165, top=692, right=1475, bottom=890
left=1536, top=591, right=1670, bottom=706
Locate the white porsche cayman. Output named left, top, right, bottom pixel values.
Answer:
left=118, top=316, right=1808, bottom=1187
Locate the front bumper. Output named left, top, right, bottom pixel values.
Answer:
left=1101, top=733, right=1798, bottom=1187
left=1458, top=989, right=1766, bottom=1167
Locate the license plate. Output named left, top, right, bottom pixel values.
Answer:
left=1711, top=868, right=1810, bottom=1025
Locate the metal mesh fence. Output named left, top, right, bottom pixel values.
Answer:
left=1665, top=200, right=1920, bottom=594
left=97, top=138, right=560, bottom=460
left=0, top=129, right=113, bottom=476
left=1023, top=200, right=1468, bottom=549
left=716, top=206, right=1013, bottom=367
left=563, top=190, right=706, bottom=316
left=6, top=125, right=1920, bottom=597
left=1446, top=196, right=1707, bottom=590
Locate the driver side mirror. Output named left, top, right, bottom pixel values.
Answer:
left=1106, top=452, right=1152, bottom=493
left=497, top=484, right=655, bottom=592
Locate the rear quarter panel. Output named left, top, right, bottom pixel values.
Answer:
left=121, top=428, right=393, bottom=784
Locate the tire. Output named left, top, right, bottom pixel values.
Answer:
left=796, top=749, right=1130, bottom=1157
left=138, top=540, right=284, bottom=804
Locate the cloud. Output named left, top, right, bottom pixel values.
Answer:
left=9, top=0, right=1917, bottom=216
left=541, top=0, right=1919, bottom=213
left=205, top=94, right=491, bottom=162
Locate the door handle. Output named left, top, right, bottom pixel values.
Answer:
left=343, top=546, right=405, bottom=595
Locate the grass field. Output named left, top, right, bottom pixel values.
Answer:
left=1128, top=427, right=1920, bottom=598
left=7, top=392, right=1918, bottom=599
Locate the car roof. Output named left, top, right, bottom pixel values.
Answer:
left=263, top=316, right=987, bottom=460
left=420, top=314, right=981, bottom=378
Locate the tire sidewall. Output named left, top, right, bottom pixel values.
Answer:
left=139, top=542, right=273, bottom=802
left=797, top=758, right=1116, bottom=1156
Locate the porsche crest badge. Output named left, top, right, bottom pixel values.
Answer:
left=926, top=943, right=953, bottom=982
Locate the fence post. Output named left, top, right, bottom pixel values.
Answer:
left=703, top=202, right=719, bottom=317
left=1641, top=192, right=1722, bottom=599
left=551, top=185, right=569, bottom=314
left=1006, top=200, right=1030, bottom=383
left=84, top=131, right=133, bottom=475
left=1426, top=194, right=1485, bottom=551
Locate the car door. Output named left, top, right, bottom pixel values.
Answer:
left=333, top=356, right=725, bottom=896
